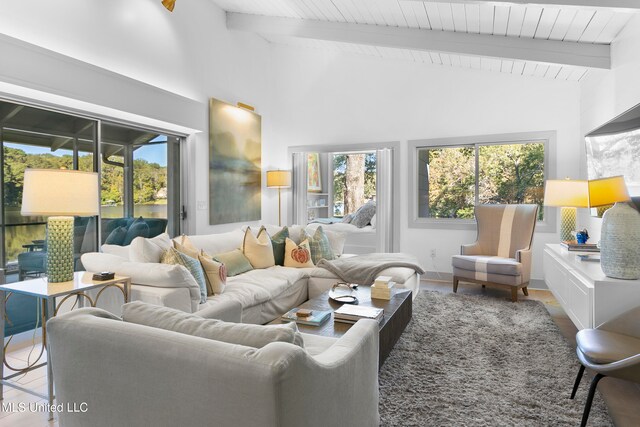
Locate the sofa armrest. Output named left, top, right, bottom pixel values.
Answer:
left=461, top=242, right=483, bottom=255
left=516, top=248, right=532, bottom=283
left=195, top=300, right=242, bottom=323
left=81, top=252, right=201, bottom=312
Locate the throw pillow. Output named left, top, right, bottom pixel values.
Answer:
left=212, top=249, right=253, bottom=276
left=323, top=229, right=346, bottom=257
left=122, top=301, right=304, bottom=348
left=302, top=226, right=335, bottom=264
left=129, top=233, right=172, bottom=263
left=271, top=226, right=289, bottom=266
left=370, top=214, right=377, bottom=229
left=284, top=238, right=315, bottom=268
left=123, top=219, right=150, bottom=246
left=242, top=227, right=275, bottom=269
left=104, top=226, right=127, bottom=245
left=350, top=200, right=376, bottom=228
left=198, top=251, right=227, bottom=295
left=341, top=213, right=353, bottom=224
left=174, top=234, right=199, bottom=259
left=161, top=247, right=207, bottom=303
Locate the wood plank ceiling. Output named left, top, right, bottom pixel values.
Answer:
left=213, top=0, right=637, bottom=81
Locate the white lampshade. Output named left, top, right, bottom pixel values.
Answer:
left=543, top=179, right=589, bottom=208
left=21, top=169, right=99, bottom=216
left=266, top=170, right=291, bottom=188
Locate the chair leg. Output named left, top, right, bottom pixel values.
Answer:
left=511, top=287, right=518, bottom=302
left=453, top=277, right=459, bottom=293
left=571, top=365, right=585, bottom=399
left=580, top=373, right=605, bottom=427
left=522, top=287, right=529, bottom=296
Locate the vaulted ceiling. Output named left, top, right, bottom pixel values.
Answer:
left=214, top=0, right=640, bottom=81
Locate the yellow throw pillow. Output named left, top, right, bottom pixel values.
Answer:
left=174, top=235, right=199, bottom=259
left=198, top=251, right=227, bottom=296
left=242, top=227, right=275, bottom=269
left=284, top=238, right=315, bottom=268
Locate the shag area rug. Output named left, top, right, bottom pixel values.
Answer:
left=378, top=291, right=613, bottom=426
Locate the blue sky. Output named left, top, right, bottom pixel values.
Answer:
left=5, top=141, right=167, bottom=167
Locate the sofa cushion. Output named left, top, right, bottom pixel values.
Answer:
left=198, top=253, right=227, bottom=296
left=302, top=226, right=335, bottom=264
left=452, top=255, right=522, bottom=276
left=324, top=229, right=346, bottom=257
left=270, top=226, right=289, bottom=266
left=101, top=243, right=131, bottom=260
left=213, top=249, right=253, bottom=277
left=242, top=227, right=275, bottom=269
left=284, top=238, right=315, bottom=268
left=161, top=248, right=207, bottom=303
left=301, top=333, right=338, bottom=356
left=351, top=201, right=376, bottom=228
left=122, top=301, right=304, bottom=348
left=129, top=233, right=172, bottom=263
left=187, top=230, right=244, bottom=256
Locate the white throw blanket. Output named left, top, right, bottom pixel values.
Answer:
left=317, top=253, right=425, bottom=285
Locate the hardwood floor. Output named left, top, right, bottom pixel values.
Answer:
left=2, top=281, right=638, bottom=426
left=428, top=279, right=640, bottom=427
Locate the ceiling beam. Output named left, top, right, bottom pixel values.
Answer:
left=401, top=0, right=640, bottom=10
left=227, top=13, right=610, bottom=69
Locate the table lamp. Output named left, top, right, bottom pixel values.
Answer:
left=266, top=170, right=291, bottom=227
left=543, top=178, right=589, bottom=242
left=21, top=169, right=99, bottom=283
left=587, top=176, right=639, bottom=279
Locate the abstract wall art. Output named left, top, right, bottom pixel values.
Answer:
left=209, top=98, right=261, bottom=225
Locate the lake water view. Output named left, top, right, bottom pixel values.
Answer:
left=3, top=204, right=167, bottom=265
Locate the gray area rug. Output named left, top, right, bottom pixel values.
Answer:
left=379, top=291, right=613, bottom=426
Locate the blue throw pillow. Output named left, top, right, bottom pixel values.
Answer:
left=104, top=226, right=127, bottom=245
left=123, top=220, right=150, bottom=246
left=161, top=248, right=207, bottom=303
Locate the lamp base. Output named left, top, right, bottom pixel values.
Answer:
left=46, top=216, right=75, bottom=283
left=560, top=207, right=577, bottom=242
left=601, top=202, right=640, bottom=280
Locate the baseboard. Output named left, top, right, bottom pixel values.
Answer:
left=422, top=273, right=548, bottom=290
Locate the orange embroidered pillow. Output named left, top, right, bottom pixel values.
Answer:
left=284, top=238, right=314, bottom=268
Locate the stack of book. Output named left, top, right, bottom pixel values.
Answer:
left=371, top=275, right=395, bottom=300
left=281, top=308, right=332, bottom=326
left=561, top=240, right=600, bottom=252
left=334, top=305, right=384, bottom=324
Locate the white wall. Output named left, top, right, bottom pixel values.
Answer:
left=0, top=0, right=276, bottom=235
left=578, top=15, right=640, bottom=242
left=268, top=46, right=582, bottom=283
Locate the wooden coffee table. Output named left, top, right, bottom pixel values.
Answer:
left=270, top=286, right=412, bottom=367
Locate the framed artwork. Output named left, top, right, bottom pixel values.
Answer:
left=307, top=153, right=322, bottom=192
left=209, top=98, right=261, bottom=225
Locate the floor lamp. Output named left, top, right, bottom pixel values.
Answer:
left=544, top=178, right=589, bottom=242
left=266, top=170, right=291, bottom=227
left=21, top=169, right=99, bottom=283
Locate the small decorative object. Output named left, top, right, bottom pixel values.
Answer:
left=544, top=178, right=589, bottom=242
left=93, top=272, right=116, bottom=281
left=21, top=169, right=99, bottom=283
left=329, top=282, right=358, bottom=304
left=296, top=309, right=313, bottom=318
left=575, top=229, right=589, bottom=244
left=266, top=170, right=291, bottom=227
left=307, top=153, right=322, bottom=192
left=588, top=176, right=640, bottom=279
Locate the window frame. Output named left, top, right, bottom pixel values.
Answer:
left=408, top=131, right=556, bottom=232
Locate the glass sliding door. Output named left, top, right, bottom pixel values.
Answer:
left=99, top=122, right=181, bottom=246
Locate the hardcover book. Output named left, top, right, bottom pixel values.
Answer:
left=561, top=241, right=600, bottom=252
left=334, top=305, right=384, bottom=323
left=281, top=308, right=332, bottom=326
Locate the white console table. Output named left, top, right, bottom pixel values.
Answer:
left=543, top=243, right=640, bottom=330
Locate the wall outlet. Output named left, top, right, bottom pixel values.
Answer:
left=430, top=249, right=436, bottom=258
left=197, top=201, right=207, bottom=210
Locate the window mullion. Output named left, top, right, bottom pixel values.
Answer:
left=474, top=144, right=480, bottom=207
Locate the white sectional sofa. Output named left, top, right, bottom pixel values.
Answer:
left=82, top=225, right=421, bottom=324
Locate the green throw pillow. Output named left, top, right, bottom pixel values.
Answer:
left=161, top=247, right=207, bottom=303
left=302, top=226, right=335, bottom=265
left=271, top=226, right=289, bottom=266
left=213, top=249, right=253, bottom=277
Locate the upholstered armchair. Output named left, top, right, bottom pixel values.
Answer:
left=571, top=306, right=640, bottom=426
left=451, top=204, right=538, bottom=302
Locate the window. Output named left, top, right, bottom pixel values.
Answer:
left=410, top=132, right=553, bottom=229
left=332, top=152, right=376, bottom=217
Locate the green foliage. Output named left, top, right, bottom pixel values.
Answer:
left=423, top=143, right=544, bottom=220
